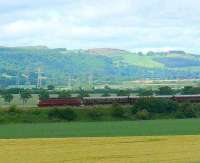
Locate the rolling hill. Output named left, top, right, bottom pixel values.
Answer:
left=0, top=46, right=200, bottom=87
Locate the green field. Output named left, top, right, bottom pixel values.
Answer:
left=121, top=53, right=164, bottom=68
left=1, top=119, right=200, bottom=139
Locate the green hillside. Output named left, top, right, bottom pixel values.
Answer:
left=0, top=47, right=200, bottom=87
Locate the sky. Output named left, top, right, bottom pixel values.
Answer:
left=0, top=0, right=200, bottom=53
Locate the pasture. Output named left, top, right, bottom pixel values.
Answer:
left=1, top=136, right=200, bottom=163
left=1, top=119, right=200, bottom=139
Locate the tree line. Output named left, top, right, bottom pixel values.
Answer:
left=1, top=85, right=200, bottom=104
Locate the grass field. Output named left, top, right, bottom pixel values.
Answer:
left=121, top=53, right=164, bottom=68
left=1, top=136, right=200, bottom=163
left=1, top=119, right=200, bottom=139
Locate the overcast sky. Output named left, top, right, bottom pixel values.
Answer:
left=0, top=0, right=200, bottom=53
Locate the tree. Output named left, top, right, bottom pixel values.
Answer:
left=102, top=92, right=111, bottom=97
left=47, top=85, right=55, bottom=90
left=104, top=85, right=111, bottom=90
left=138, top=89, right=153, bottom=96
left=101, top=85, right=111, bottom=97
left=157, top=86, right=174, bottom=95
left=181, top=86, right=200, bottom=95
left=117, top=90, right=130, bottom=96
left=78, top=88, right=90, bottom=98
left=39, top=90, right=49, bottom=100
left=20, top=90, right=32, bottom=104
left=2, top=93, right=13, bottom=103
left=181, top=86, right=193, bottom=95
left=133, top=97, right=178, bottom=114
left=58, top=90, right=71, bottom=98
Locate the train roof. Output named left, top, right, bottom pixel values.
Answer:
left=83, top=96, right=132, bottom=99
left=83, top=95, right=200, bottom=99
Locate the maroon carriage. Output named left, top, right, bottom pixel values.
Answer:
left=38, top=98, right=82, bottom=107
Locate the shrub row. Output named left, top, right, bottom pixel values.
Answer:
left=132, top=97, right=200, bottom=120
left=0, top=98, right=200, bottom=123
left=0, top=105, right=131, bottom=123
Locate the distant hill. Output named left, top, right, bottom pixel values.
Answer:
left=87, top=48, right=128, bottom=55
left=0, top=46, right=200, bottom=87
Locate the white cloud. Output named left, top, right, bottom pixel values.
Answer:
left=0, top=0, right=200, bottom=53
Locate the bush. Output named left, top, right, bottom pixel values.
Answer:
left=136, top=109, right=150, bottom=120
left=32, top=109, right=42, bottom=115
left=48, top=108, right=77, bottom=121
left=182, top=107, right=197, bottom=118
left=112, top=104, right=125, bottom=118
left=131, top=107, right=138, bottom=114
left=8, top=104, right=17, bottom=113
left=175, top=103, right=198, bottom=118
left=133, top=97, right=178, bottom=114
left=175, top=111, right=187, bottom=119
left=88, top=111, right=103, bottom=120
left=0, top=117, right=6, bottom=123
left=165, top=100, right=179, bottom=113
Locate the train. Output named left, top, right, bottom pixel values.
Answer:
left=38, top=95, right=200, bottom=107
left=38, top=98, right=82, bottom=107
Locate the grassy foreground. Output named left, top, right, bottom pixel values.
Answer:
left=1, top=119, right=200, bottom=139
left=1, top=136, right=200, bottom=163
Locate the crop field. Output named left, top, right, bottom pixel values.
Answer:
left=1, top=119, right=200, bottom=139
left=1, top=136, right=200, bottom=163
left=103, top=79, right=200, bottom=89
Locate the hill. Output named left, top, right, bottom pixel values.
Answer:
left=87, top=48, right=129, bottom=55
left=0, top=46, right=200, bottom=87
